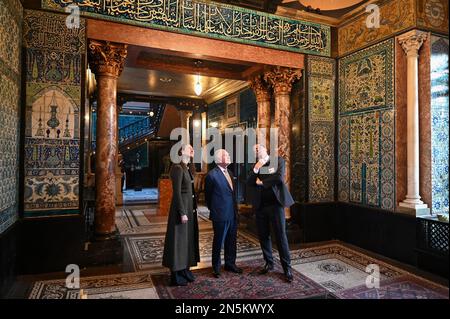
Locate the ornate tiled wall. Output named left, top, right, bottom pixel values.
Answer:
left=291, top=77, right=307, bottom=202
left=0, top=0, right=22, bottom=233
left=338, top=0, right=448, bottom=57
left=23, top=10, right=85, bottom=217
left=338, top=39, right=396, bottom=211
left=307, top=56, right=335, bottom=202
left=430, top=35, right=449, bottom=214
left=338, top=0, right=415, bottom=56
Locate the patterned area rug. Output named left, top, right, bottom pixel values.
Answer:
left=125, top=231, right=262, bottom=272
left=27, top=241, right=448, bottom=299
left=28, top=272, right=158, bottom=299
left=152, top=258, right=330, bottom=299
left=290, top=243, right=449, bottom=299
left=290, top=243, right=404, bottom=293
left=335, top=275, right=449, bottom=299
left=123, top=188, right=158, bottom=204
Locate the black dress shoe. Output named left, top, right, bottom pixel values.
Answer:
left=224, top=264, right=243, bottom=274
left=170, top=271, right=188, bottom=286
left=258, top=263, right=274, bottom=275
left=181, top=269, right=196, bottom=282
left=284, top=270, right=293, bottom=283
left=212, top=271, right=221, bottom=278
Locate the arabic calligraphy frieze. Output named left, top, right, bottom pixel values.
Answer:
left=42, top=0, right=331, bottom=56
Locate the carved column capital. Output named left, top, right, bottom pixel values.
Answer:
left=398, top=30, right=428, bottom=57
left=264, top=67, right=302, bottom=95
left=88, top=40, right=128, bottom=78
left=249, top=75, right=271, bottom=102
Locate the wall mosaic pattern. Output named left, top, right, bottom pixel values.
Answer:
left=0, top=0, right=22, bottom=233
left=339, top=40, right=394, bottom=114
left=23, top=10, right=85, bottom=217
left=430, top=35, right=449, bottom=214
left=416, top=0, right=449, bottom=34
left=338, top=0, right=415, bottom=56
left=307, top=56, right=335, bottom=202
left=338, top=39, right=395, bottom=211
left=338, top=0, right=449, bottom=57
left=43, top=0, right=331, bottom=56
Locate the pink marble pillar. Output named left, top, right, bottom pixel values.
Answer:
left=264, top=67, right=302, bottom=219
left=249, top=75, right=271, bottom=148
left=89, top=40, right=127, bottom=236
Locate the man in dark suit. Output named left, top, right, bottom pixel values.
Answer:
left=247, top=144, right=295, bottom=283
left=205, top=149, right=243, bottom=278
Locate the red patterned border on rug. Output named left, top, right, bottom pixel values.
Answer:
left=335, top=275, right=449, bottom=299
left=152, top=259, right=330, bottom=299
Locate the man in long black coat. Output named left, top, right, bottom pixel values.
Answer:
left=247, top=144, right=295, bottom=283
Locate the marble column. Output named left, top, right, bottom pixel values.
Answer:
left=115, top=103, right=123, bottom=206
left=264, top=67, right=301, bottom=219
left=180, top=110, right=193, bottom=145
left=249, top=75, right=271, bottom=148
left=89, top=40, right=128, bottom=237
left=201, top=111, right=208, bottom=172
left=398, top=30, right=429, bottom=212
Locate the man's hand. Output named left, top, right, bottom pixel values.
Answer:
left=256, top=178, right=263, bottom=186
left=181, top=215, right=188, bottom=223
left=253, top=159, right=265, bottom=173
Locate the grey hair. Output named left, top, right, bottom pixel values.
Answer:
left=214, top=149, right=228, bottom=164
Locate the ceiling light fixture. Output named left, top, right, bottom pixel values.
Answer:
left=194, top=60, right=203, bottom=96
left=194, top=76, right=202, bottom=96
left=159, top=77, right=172, bottom=83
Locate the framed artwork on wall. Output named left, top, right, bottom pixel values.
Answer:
left=226, top=96, right=239, bottom=125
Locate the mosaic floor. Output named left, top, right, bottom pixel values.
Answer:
left=28, top=272, right=158, bottom=299
left=26, top=206, right=449, bottom=300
